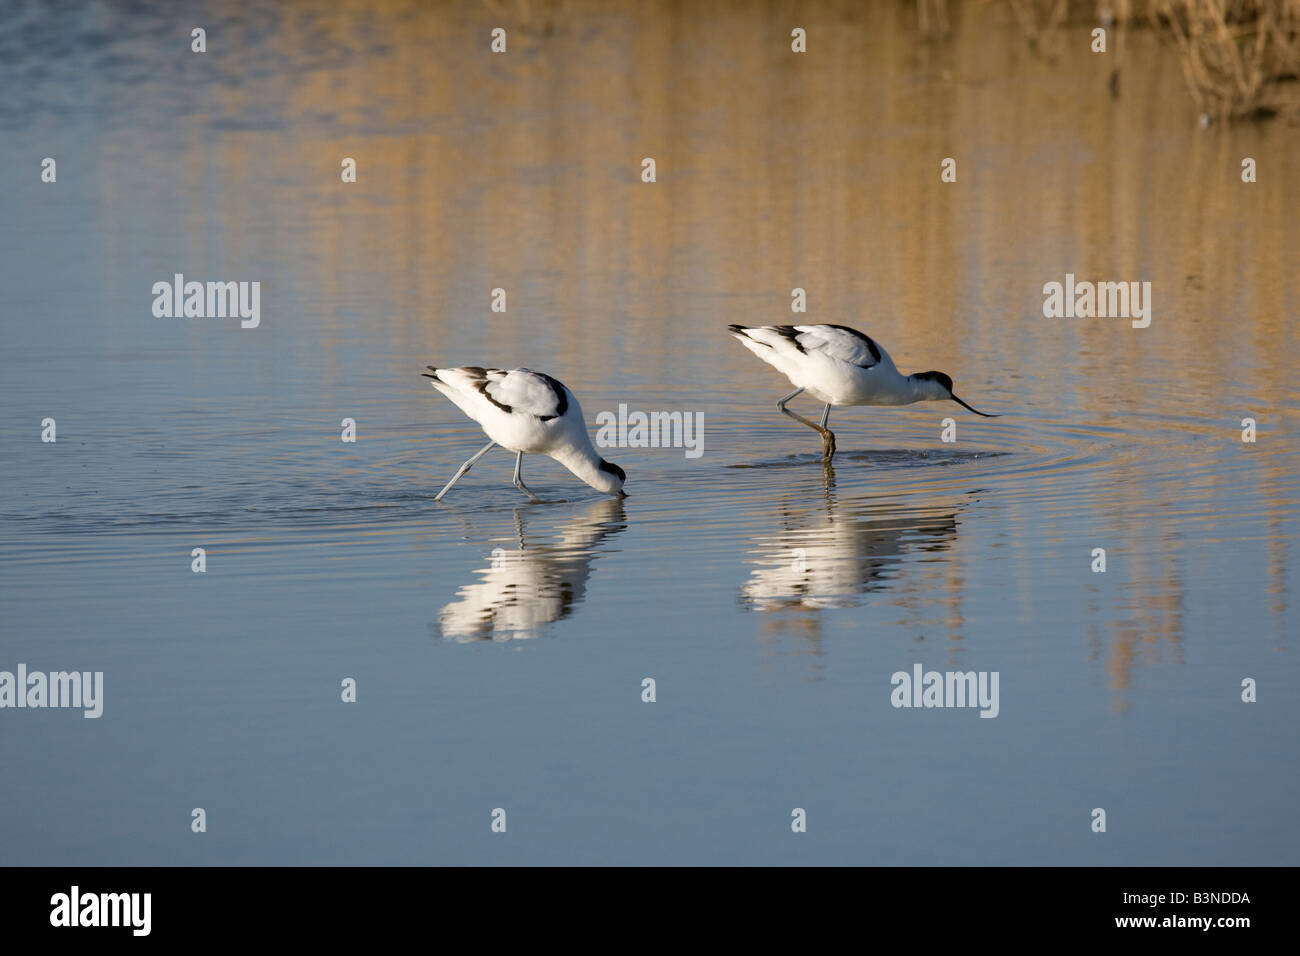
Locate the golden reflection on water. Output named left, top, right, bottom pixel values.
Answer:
left=95, top=1, right=1297, bottom=384
left=73, top=0, right=1298, bottom=694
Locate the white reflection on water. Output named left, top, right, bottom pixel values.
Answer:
left=740, top=464, right=962, bottom=614
left=435, top=497, right=627, bottom=641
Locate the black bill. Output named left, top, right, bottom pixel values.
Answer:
left=951, top=395, right=1000, bottom=418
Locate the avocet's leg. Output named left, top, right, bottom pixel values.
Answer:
left=819, top=404, right=835, bottom=461
left=435, top=441, right=496, bottom=501
left=776, top=387, right=805, bottom=411
left=777, top=389, right=837, bottom=462
left=512, top=451, right=541, bottom=503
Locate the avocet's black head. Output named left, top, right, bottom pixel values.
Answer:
left=915, top=370, right=953, bottom=394
left=914, top=370, right=1000, bottom=418
left=598, top=459, right=628, bottom=497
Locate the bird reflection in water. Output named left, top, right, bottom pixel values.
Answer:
left=435, top=497, right=627, bottom=642
left=740, top=463, right=962, bottom=618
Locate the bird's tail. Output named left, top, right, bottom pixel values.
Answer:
left=422, top=366, right=456, bottom=398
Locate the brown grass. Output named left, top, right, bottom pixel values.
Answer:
left=1152, top=0, right=1300, bottom=120
left=995, top=0, right=1299, bottom=119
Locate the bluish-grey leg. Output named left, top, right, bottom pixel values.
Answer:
left=512, top=451, right=540, bottom=503
left=435, top=441, right=496, bottom=501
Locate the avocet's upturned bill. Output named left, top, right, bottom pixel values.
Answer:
left=423, top=366, right=627, bottom=501
left=728, top=324, right=1000, bottom=462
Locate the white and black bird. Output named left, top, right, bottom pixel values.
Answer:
left=423, top=366, right=627, bottom=501
left=728, top=324, right=1000, bottom=461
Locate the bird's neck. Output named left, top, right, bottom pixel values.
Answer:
left=551, top=440, right=606, bottom=488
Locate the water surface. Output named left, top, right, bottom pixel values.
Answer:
left=1, top=0, right=1297, bottom=865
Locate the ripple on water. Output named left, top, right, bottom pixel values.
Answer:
left=1, top=404, right=1292, bottom=579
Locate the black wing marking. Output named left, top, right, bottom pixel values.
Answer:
left=772, top=326, right=807, bottom=354
left=423, top=366, right=514, bottom=414
left=474, top=369, right=514, bottom=414
left=532, top=371, right=569, bottom=421
left=819, top=324, right=882, bottom=366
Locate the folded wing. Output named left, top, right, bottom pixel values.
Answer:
left=424, top=366, right=570, bottom=422
left=789, top=325, right=882, bottom=368
left=728, top=323, right=885, bottom=370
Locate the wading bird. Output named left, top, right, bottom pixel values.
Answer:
left=423, top=366, right=627, bottom=501
left=728, top=324, right=999, bottom=461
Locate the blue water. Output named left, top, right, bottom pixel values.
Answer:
left=1, top=0, right=1297, bottom=865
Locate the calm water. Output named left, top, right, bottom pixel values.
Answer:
left=1, top=0, right=1298, bottom=865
